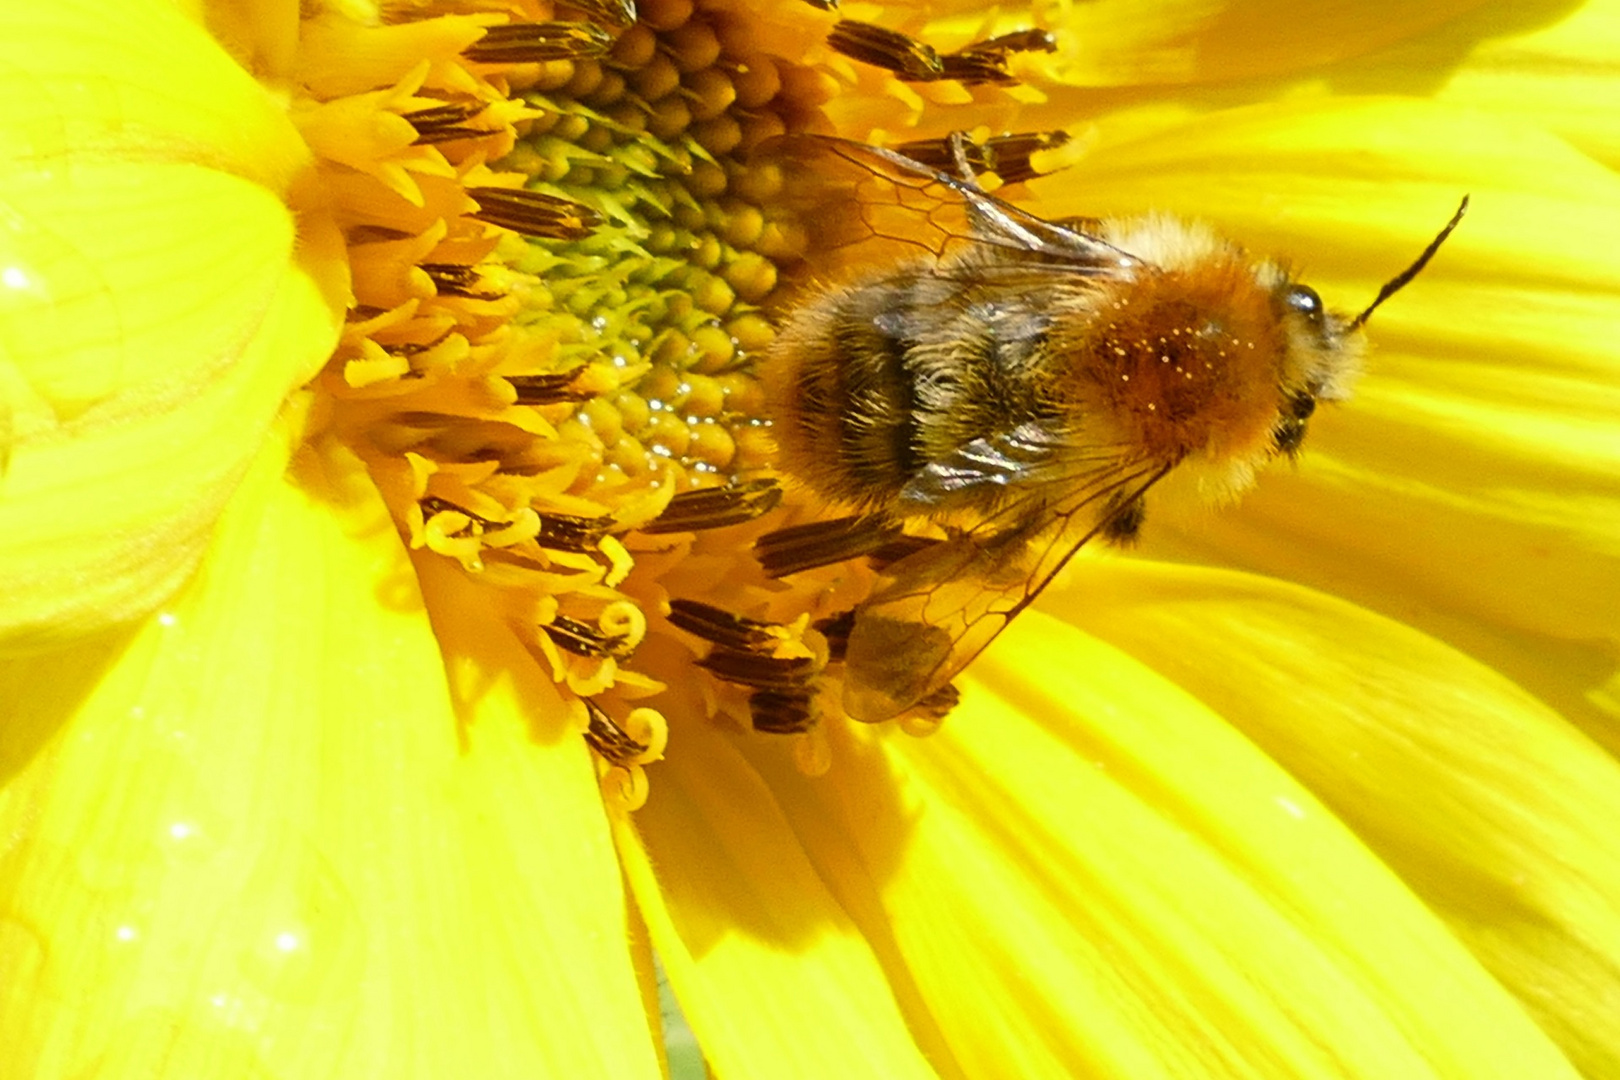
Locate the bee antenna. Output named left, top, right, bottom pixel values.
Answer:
left=1347, top=196, right=1468, bottom=333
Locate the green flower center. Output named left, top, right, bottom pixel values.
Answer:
left=493, top=13, right=796, bottom=492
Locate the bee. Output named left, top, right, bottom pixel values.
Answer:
left=754, top=133, right=1465, bottom=724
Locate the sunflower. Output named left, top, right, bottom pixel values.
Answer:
left=2, top=0, right=1618, bottom=1076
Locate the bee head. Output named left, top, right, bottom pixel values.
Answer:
left=1268, top=197, right=1466, bottom=458
left=1269, top=280, right=1355, bottom=458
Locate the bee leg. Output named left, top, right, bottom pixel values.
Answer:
left=812, top=609, right=855, bottom=663
left=946, top=129, right=982, bottom=184
left=912, top=682, right=961, bottom=720
left=944, top=130, right=1016, bottom=242
left=868, top=532, right=945, bottom=571
left=637, top=477, right=782, bottom=533
left=1100, top=493, right=1147, bottom=546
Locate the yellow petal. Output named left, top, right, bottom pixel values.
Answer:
left=1064, top=560, right=1620, bottom=1077
left=1347, top=0, right=1620, bottom=169
left=0, top=0, right=311, bottom=193
left=197, top=0, right=300, bottom=82
left=736, top=611, right=1581, bottom=1078
left=617, top=714, right=942, bottom=1080
left=0, top=0, right=345, bottom=647
left=0, top=423, right=659, bottom=1077
left=1024, top=0, right=1485, bottom=86
left=0, top=234, right=338, bottom=648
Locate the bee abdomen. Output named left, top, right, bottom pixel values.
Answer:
left=766, top=272, right=1051, bottom=514
left=766, top=279, right=927, bottom=508
left=831, top=318, right=926, bottom=490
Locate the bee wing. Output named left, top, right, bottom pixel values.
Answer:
left=895, top=420, right=1064, bottom=513
left=757, top=134, right=1137, bottom=280
left=861, top=258, right=1109, bottom=349
left=841, top=456, right=1173, bottom=722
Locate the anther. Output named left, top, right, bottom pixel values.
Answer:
left=698, top=650, right=818, bottom=690
left=638, top=478, right=783, bottom=533
left=582, top=698, right=656, bottom=765
left=665, top=598, right=781, bottom=650
left=420, top=263, right=506, bottom=300
left=507, top=366, right=595, bottom=405
left=826, top=20, right=944, bottom=81
left=749, top=690, right=817, bottom=734
left=405, top=103, right=498, bottom=145
left=420, top=495, right=495, bottom=531
left=895, top=130, right=1071, bottom=185
left=466, top=187, right=601, bottom=240
left=545, top=614, right=637, bottom=658
left=464, top=21, right=617, bottom=64
left=536, top=512, right=617, bottom=552
left=754, top=514, right=903, bottom=577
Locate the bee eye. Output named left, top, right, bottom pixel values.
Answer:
left=1286, top=390, right=1317, bottom=420
left=1284, top=284, right=1323, bottom=321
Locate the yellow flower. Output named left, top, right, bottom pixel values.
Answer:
left=2, top=1, right=1618, bottom=1078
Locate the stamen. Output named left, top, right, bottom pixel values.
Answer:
left=419, top=494, right=496, bottom=531
left=895, top=130, right=1072, bottom=185
left=941, top=29, right=1056, bottom=85
left=749, top=690, right=817, bottom=734
left=698, top=650, right=818, bottom=690
left=582, top=699, right=647, bottom=761
left=827, top=20, right=1051, bottom=85
left=463, top=21, right=617, bottom=64
left=420, top=263, right=505, bottom=300
left=958, top=29, right=1058, bottom=56
left=812, top=609, right=855, bottom=663
left=754, top=514, right=902, bottom=577
left=345, top=227, right=414, bottom=245
left=466, top=187, right=601, bottom=241
left=405, top=102, right=498, bottom=145
left=667, top=600, right=830, bottom=732
left=546, top=614, right=637, bottom=658
left=897, top=685, right=956, bottom=736
left=583, top=700, right=668, bottom=811
left=537, top=513, right=616, bottom=553
left=666, top=598, right=783, bottom=651
left=638, top=478, right=783, bottom=533
left=507, top=366, right=593, bottom=405
left=936, top=52, right=1016, bottom=86
left=826, top=20, right=944, bottom=81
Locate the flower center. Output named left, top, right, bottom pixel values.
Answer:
left=293, top=0, right=1060, bottom=802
